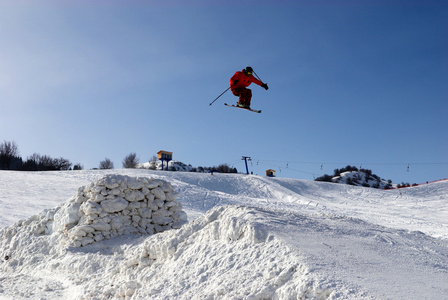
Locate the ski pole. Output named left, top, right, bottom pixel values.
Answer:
left=253, top=70, right=264, bottom=83
left=209, top=86, right=230, bottom=106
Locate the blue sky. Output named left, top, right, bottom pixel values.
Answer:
left=1, top=0, right=447, bottom=184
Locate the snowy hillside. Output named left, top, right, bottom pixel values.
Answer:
left=316, top=167, right=393, bottom=189
left=0, top=170, right=447, bottom=299
left=331, top=171, right=392, bottom=189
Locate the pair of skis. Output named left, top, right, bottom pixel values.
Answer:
left=224, top=103, right=261, bottom=114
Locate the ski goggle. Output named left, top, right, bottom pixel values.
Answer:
left=246, top=71, right=252, bottom=75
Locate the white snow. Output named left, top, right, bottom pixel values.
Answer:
left=331, top=170, right=392, bottom=189
left=139, top=160, right=193, bottom=172
left=0, top=169, right=447, bottom=299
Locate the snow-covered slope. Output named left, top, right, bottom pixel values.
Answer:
left=317, top=169, right=393, bottom=189
left=0, top=170, right=447, bottom=299
left=332, top=170, right=392, bottom=189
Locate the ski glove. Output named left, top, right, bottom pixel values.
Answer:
left=261, top=83, right=269, bottom=90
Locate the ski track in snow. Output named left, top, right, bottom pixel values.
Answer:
left=0, top=170, right=447, bottom=299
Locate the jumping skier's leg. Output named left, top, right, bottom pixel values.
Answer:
left=232, top=88, right=243, bottom=106
left=240, top=89, right=252, bottom=108
left=231, top=88, right=242, bottom=98
left=233, top=88, right=252, bottom=108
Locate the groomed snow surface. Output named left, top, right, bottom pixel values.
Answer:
left=0, top=170, right=447, bottom=299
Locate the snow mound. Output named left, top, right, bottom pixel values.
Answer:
left=1, top=174, right=188, bottom=251
left=1, top=205, right=336, bottom=299
left=115, top=205, right=325, bottom=299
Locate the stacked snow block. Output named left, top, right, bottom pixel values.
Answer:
left=52, top=174, right=188, bottom=247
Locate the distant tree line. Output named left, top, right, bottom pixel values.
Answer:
left=1, top=140, right=238, bottom=173
left=191, top=164, right=238, bottom=174
left=0, top=140, right=78, bottom=171
left=21, top=153, right=74, bottom=171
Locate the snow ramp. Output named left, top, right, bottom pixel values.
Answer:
left=0, top=204, right=358, bottom=299
left=2, top=203, right=448, bottom=299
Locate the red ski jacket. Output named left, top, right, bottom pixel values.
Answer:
left=230, top=70, right=263, bottom=91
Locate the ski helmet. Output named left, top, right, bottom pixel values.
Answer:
left=245, top=66, right=253, bottom=74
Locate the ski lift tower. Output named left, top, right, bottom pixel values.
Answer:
left=242, top=156, right=252, bottom=175
left=157, top=150, right=172, bottom=171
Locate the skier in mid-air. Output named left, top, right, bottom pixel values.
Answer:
left=230, top=66, right=268, bottom=109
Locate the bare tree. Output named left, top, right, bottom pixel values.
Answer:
left=54, top=157, right=72, bottom=170
left=0, top=140, right=20, bottom=170
left=40, top=155, right=55, bottom=169
left=122, top=153, right=139, bottom=168
left=73, top=163, right=84, bottom=170
left=28, top=153, right=41, bottom=164
left=99, top=158, right=114, bottom=169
